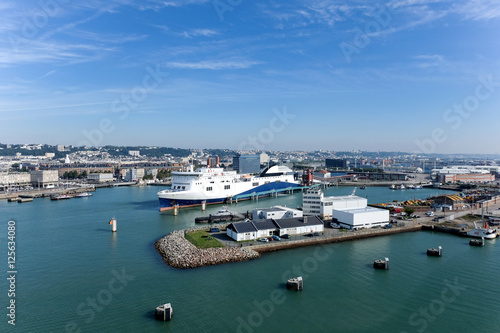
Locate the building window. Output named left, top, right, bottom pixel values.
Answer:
left=224, top=185, right=230, bottom=190
left=253, top=182, right=259, bottom=186
left=206, top=187, right=213, bottom=191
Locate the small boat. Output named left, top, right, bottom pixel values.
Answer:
left=360, top=185, right=366, bottom=189
left=389, top=184, right=396, bottom=190
left=75, top=192, right=93, bottom=198
left=467, top=222, right=497, bottom=239
left=469, top=237, right=485, bottom=246
left=50, top=194, right=74, bottom=200
left=427, top=246, right=442, bottom=257
left=212, top=207, right=232, bottom=217
left=195, top=207, right=235, bottom=223
left=398, top=184, right=406, bottom=190
left=414, top=185, right=422, bottom=189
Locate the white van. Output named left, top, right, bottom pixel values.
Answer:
left=425, top=211, right=434, bottom=217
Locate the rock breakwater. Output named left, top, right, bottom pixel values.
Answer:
left=155, top=230, right=260, bottom=269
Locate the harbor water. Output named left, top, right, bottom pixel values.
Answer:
left=1, top=186, right=499, bottom=332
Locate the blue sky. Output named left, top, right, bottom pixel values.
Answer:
left=1, top=0, right=499, bottom=154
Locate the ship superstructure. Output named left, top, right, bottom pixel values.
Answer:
left=157, top=165, right=299, bottom=211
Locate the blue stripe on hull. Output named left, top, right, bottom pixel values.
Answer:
left=158, top=181, right=299, bottom=210
left=236, top=181, right=299, bottom=197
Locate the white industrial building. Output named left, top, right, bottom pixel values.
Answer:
left=331, top=207, right=390, bottom=230
left=88, top=173, right=114, bottom=183
left=303, top=187, right=389, bottom=230
left=30, top=170, right=59, bottom=188
left=0, top=172, right=31, bottom=190
left=252, top=206, right=302, bottom=220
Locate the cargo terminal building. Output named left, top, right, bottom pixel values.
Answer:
left=303, top=187, right=389, bottom=230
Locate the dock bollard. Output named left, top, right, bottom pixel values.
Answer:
left=109, top=218, right=117, bottom=232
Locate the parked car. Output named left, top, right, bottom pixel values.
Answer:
left=383, top=224, right=393, bottom=229
left=258, top=238, right=269, bottom=242
left=281, top=234, right=290, bottom=239
left=272, top=235, right=281, bottom=241
left=304, top=233, right=314, bottom=237
left=209, top=227, right=220, bottom=232
left=268, top=237, right=274, bottom=241
left=426, top=211, right=434, bottom=217
left=330, top=222, right=340, bottom=229
left=313, top=232, right=320, bottom=236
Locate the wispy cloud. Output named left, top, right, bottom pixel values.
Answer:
left=453, top=0, right=500, bottom=20
left=151, top=24, right=219, bottom=38
left=412, top=54, right=445, bottom=68
left=36, top=70, right=58, bottom=80
left=166, top=60, right=261, bottom=70
left=0, top=40, right=116, bottom=66
left=181, top=29, right=219, bottom=38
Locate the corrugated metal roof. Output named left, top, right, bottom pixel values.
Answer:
left=252, top=219, right=278, bottom=230
left=274, top=216, right=323, bottom=228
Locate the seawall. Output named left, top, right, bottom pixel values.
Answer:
left=252, top=226, right=423, bottom=253
left=154, top=230, right=260, bottom=269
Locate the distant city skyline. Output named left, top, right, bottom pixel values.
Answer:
left=1, top=1, right=499, bottom=154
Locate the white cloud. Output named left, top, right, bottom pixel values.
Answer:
left=166, top=60, right=261, bottom=70
left=453, top=0, right=500, bottom=20
left=412, top=54, right=445, bottom=68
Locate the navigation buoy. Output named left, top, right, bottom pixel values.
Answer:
left=109, top=218, right=117, bottom=232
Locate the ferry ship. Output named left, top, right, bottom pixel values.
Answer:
left=157, top=165, right=300, bottom=211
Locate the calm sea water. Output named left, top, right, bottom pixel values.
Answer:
left=1, top=186, right=499, bottom=333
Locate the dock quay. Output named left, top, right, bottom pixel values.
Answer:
left=156, top=224, right=424, bottom=269
left=155, top=210, right=500, bottom=269
left=195, top=211, right=250, bottom=223
left=0, top=186, right=96, bottom=201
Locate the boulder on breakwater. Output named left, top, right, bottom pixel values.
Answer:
left=155, top=230, right=260, bottom=269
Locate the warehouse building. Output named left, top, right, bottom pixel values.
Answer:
left=252, top=206, right=302, bottom=220
left=226, top=216, right=324, bottom=241
left=303, top=188, right=389, bottom=230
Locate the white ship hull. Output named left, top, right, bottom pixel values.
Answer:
left=157, top=165, right=300, bottom=211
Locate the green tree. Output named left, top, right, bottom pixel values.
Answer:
left=404, top=207, right=415, bottom=216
